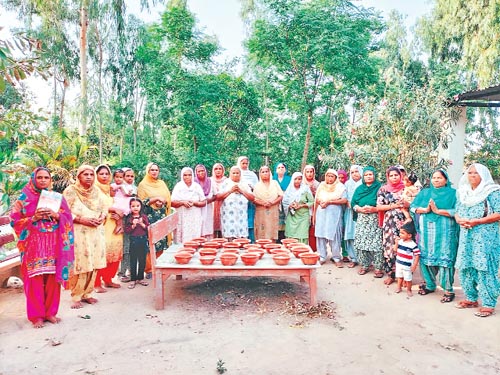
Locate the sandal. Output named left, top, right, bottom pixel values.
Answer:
left=455, top=300, right=479, bottom=309
left=347, top=262, right=358, bottom=268
left=440, top=293, right=455, bottom=303
left=358, top=268, right=369, bottom=275
left=128, top=281, right=136, bottom=289
left=120, top=276, right=131, bottom=283
left=137, top=280, right=149, bottom=286
left=418, top=287, right=435, bottom=296
left=373, top=270, right=384, bottom=278
left=474, top=307, right=495, bottom=318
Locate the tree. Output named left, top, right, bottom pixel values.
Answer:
left=246, top=0, right=383, bottom=168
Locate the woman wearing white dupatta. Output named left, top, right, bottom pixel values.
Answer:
left=171, top=167, right=206, bottom=243
left=283, top=172, right=314, bottom=244
left=314, top=169, right=348, bottom=265
left=343, top=165, right=363, bottom=267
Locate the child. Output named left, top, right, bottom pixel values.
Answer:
left=400, top=171, right=419, bottom=224
left=122, top=168, right=138, bottom=198
left=124, top=198, right=150, bottom=289
left=394, top=221, right=420, bottom=297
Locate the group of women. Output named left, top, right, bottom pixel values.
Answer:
left=9, top=159, right=500, bottom=327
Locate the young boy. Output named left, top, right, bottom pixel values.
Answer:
left=394, top=221, right=420, bottom=297
left=400, top=172, right=419, bottom=224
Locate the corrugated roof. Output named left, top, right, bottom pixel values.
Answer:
left=449, top=84, right=500, bottom=107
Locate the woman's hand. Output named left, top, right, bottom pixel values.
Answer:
left=33, top=208, right=59, bottom=221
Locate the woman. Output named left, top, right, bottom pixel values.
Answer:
left=282, top=172, right=314, bottom=243
left=351, top=166, right=383, bottom=275
left=343, top=165, right=364, bottom=267
left=337, top=169, right=348, bottom=185
left=314, top=169, right=347, bottom=265
left=254, top=165, right=284, bottom=241
left=303, top=164, right=320, bottom=251
left=137, top=162, right=171, bottom=279
left=377, top=166, right=407, bottom=283
left=63, top=165, right=108, bottom=309
left=195, top=164, right=216, bottom=240
left=211, top=163, right=227, bottom=238
left=10, top=167, right=74, bottom=328
left=217, top=166, right=255, bottom=240
left=237, top=156, right=259, bottom=242
left=93, top=164, right=124, bottom=292
left=171, top=167, right=206, bottom=243
left=273, top=162, right=291, bottom=241
left=410, top=169, right=459, bottom=302
left=454, top=163, right=500, bottom=318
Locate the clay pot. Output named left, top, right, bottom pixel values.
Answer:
left=221, top=248, right=239, bottom=254
left=211, top=238, right=228, bottom=243
left=272, top=254, right=291, bottom=266
left=240, top=253, right=259, bottom=266
left=263, top=243, right=283, bottom=254
left=191, top=237, right=206, bottom=245
left=220, top=253, right=238, bottom=266
left=299, top=252, right=319, bottom=265
left=183, top=241, right=199, bottom=250
left=292, top=247, right=311, bottom=258
left=247, top=249, right=265, bottom=259
left=270, top=248, right=290, bottom=256
left=203, top=241, right=222, bottom=249
left=256, top=239, right=273, bottom=245
left=242, top=244, right=260, bottom=250
left=281, top=238, right=299, bottom=246
left=222, top=242, right=241, bottom=249
left=233, top=238, right=251, bottom=245
left=174, top=251, right=193, bottom=265
left=199, top=255, right=216, bottom=265
left=199, top=248, right=218, bottom=257
left=176, top=247, right=196, bottom=255
left=288, top=243, right=310, bottom=250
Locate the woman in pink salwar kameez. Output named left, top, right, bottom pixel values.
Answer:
left=10, top=167, right=74, bottom=328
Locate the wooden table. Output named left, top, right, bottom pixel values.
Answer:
left=152, top=246, right=319, bottom=310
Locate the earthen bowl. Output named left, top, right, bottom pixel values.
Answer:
left=174, top=251, right=193, bottom=265
left=263, top=243, right=283, bottom=254
left=272, top=254, right=291, bottom=266
left=203, top=241, right=222, bottom=249
left=292, top=247, right=311, bottom=258
left=270, top=248, right=290, bottom=256
left=299, top=252, right=320, bottom=265
left=220, top=253, right=238, bottom=266
left=247, top=249, right=265, bottom=259
left=240, top=253, right=259, bottom=266
left=199, top=248, right=218, bottom=257
left=222, top=242, right=241, bottom=249
left=242, top=244, right=261, bottom=250
left=176, top=247, right=196, bottom=255
left=281, top=238, right=299, bottom=246
left=199, top=255, right=216, bottom=265
left=221, top=248, right=239, bottom=254
left=233, top=238, right=251, bottom=245
left=211, top=238, right=228, bottom=243
left=183, top=241, right=199, bottom=250
left=191, top=237, right=206, bottom=245
left=256, top=239, right=273, bottom=245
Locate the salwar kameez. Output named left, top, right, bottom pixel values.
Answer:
left=354, top=213, right=383, bottom=270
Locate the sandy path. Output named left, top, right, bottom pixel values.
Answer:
left=0, top=263, right=499, bottom=375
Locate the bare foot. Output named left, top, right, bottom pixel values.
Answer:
left=94, top=286, right=107, bottom=293
left=384, top=277, right=395, bottom=285
left=82, top=297, right=98, bottom=304
left=104, top=282, right=121, bottom=289
left=32, top=319, right=44, bottom=328
left=395, top=288, right=402, bottom=294
left=45, top=316, right=61, bottom=324
left=407, top=290, right=413, bottom=297
left=71, top=301, right=84, bottom=309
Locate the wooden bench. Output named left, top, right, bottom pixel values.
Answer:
left=148, top=213, right=319, bottom=310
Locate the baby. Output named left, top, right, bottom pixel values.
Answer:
left=110, top=168, right=137, bottom=234
left=401, top=172, right=419, bottom=224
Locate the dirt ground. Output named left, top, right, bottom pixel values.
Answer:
left=0, top=262, right=499, bottom=375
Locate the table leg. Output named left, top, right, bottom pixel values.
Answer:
left=155, top=270, right=165, bottom=310
left=309, top=269, right=317, bottom=305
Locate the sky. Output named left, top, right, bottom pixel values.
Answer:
left=1, top=0, right=434, bottom=109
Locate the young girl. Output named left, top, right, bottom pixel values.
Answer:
left=122, top=168, right=138, bottom=198
left=124, top=198, right=150, bottom=289
left=118, top=168, right=138, bottom=281
left=401, top=172, right=420, bottom=224
left=394, top=222, right=420, bottom=297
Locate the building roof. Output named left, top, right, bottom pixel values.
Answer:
left=449, top=84, right=500, bottom=107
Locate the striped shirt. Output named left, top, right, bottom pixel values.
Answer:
left=396, top=239, right=420, bottom=267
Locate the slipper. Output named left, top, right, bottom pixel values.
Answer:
left=418, top=287, right=435, bottom=296
left=358, top=268, right=369, bottom=275
left=128, top=282, right=136, bottom=289
left=373, top=270, right=384, bottom=278
left=474, top=308, right=495, bottom=318
left=347, top=262, right=358, bottom=268
left=333, top=261, right=344, bottom=268
left=455, top=300, right=479, bottom=309
left=440, top=293, right=455, bottom=303
left=137, top=280, right=149, bottom=286
left=120, top=276, right=131, bottom=283
left=383, top=277, right=395, bottom=285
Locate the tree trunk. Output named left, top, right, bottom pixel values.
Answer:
left=58, top=76, right=68, bottom=131
left=96, top=22, right=103, bottom=163
left=301, top=109, right=313, bottom=170
left=79, top=0, right=89, bottom=137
